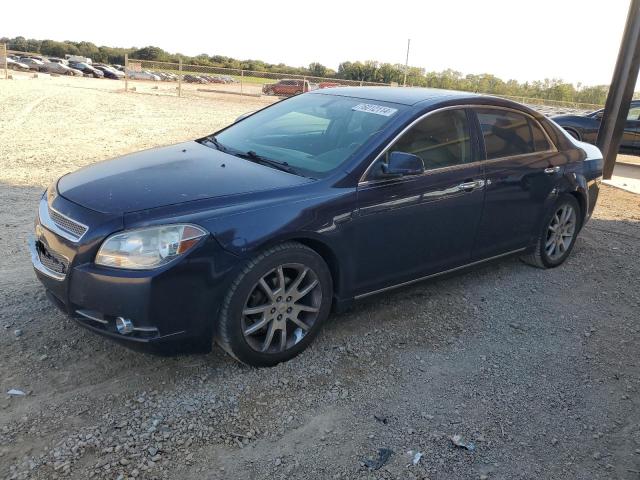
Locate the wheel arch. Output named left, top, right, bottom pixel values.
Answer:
left=563, top=126, right=582, bottom=141
left=249, top=233, right=344, bottom=301
left=567, top=189, right=587, bottom=229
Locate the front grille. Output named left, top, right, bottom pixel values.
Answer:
left=37, top=242, right=69, bottom=276
left=48, top=207, right=88, bottom=239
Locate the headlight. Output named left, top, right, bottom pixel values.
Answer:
left=95, top=224, right=207, bottom=270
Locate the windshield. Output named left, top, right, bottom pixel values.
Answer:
left=209, top=93, right=405, bottom=177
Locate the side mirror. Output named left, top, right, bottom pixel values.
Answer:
left=234, top=111, right=255, bottom=123
left=594, top=110, right=604, bottom=120
left=381, top=151, right=425, bottom=177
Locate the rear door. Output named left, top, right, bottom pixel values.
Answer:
left=471, top=107, right=566, bottom=259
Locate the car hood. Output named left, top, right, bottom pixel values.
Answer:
left=57, top=141, right=311, bottom=214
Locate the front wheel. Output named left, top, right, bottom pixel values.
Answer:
left=521, top=195, right=581, bottom=268
left=216, top=242, right=333, bottom=367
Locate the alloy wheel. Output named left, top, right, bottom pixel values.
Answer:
left=545, top=204, right=576, bottom=261
left=241, top=263, right=322, bottom=354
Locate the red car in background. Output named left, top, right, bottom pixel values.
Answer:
left=262, top=79, right=311, bottom=96
left=318, top=82, right=342, bottom=89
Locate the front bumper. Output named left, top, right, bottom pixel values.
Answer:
left=30, top=194, right=239, bottom=351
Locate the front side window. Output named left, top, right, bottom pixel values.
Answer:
left=210, top=94, right=405, bottom=177
left=476, top=108, right=551, bottom=159
left=389, top=109, right=472, bottom=171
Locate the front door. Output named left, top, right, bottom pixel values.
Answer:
left=352, top=108, right=486, bottom=295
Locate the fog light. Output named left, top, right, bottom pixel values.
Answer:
left=115, top=317, right=134, bottom=335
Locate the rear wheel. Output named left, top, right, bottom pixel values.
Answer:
left=216, top=242, right=332, bottom=367
left=521, top=195, right=581, bottom=268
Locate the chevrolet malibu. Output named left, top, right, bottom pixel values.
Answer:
left=30, top=88, right=604, bottom=366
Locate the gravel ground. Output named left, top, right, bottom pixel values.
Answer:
left=1, top=77, right=639, bottom=480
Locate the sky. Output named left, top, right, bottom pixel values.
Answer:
left=2, top=0, right=633, bottom=87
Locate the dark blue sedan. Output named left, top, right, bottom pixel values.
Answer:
left=553, top=100, right=640, bottom=150
left=30, top=87, right=604, bottom=366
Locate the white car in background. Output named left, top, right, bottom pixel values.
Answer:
left=125, top=70, right=161, bottom=81
left=7, top=58, right=30, bottom=71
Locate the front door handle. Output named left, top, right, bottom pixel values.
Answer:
left=544, top=166, right=561, bottom=174
left=457, top=179, right=485, bottom=192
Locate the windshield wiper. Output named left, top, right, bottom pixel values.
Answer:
left=235, top=150, right=304, bottom=176
left=201, top=135, right=227, bottom=152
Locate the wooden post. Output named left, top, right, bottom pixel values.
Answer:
left=240, top=69, right=244, bottom=95
left=2, top=44, right=8, bottom=80
left=178, top=58, right=182, bottom=97
left=124, top=53, right=128, bottom=92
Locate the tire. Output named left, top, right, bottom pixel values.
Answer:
left=521, top=194, right=581, bottom=269
left=216, top=242, right=333, bottom=367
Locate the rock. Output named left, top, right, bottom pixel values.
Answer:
left=148, top=447, right=158, bottom=456
left=275, top=458, right=282, bottom=466
left=119, top=458, right=130, bottom=465
left=14, top=329, right=23, bottom=337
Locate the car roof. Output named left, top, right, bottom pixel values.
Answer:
left=309, top=86, right=480, bottom=106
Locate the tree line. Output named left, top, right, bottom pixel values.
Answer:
left=2, top=36, right=608, bottom=105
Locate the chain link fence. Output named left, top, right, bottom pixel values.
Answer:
left=123, top=57, right=392, bottom=98
left=0, top=44, right=608, bottom=117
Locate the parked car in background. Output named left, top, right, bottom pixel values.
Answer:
left=41, top=61, right=83, bottom=76
left=93, top=65, right=124, bottom=79
left=65, top=55, right=92, bottom=64
left=319, top=82, right=342, bottom=89
left=47, top=57, right=69, bottom=65
left=125, top=70, right=161, bottom=81
left=30, top=88, right=603, bottom=367
left=68, top=61, right=104, bottom=78
left=7, top=58, right=30, bottom=71
left=552, top=101, right=640, bottom=151
left=19, top=57, right=46, bottom=71
left=262, top=79, right=310, bottom=96
left=184, top=74, right=207, bottom=84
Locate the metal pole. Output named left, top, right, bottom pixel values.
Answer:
left=597, top=0, right=640, bottom=179
left=240, top=69, right=244, bottom=95
left=124, top=53, right=128, bottom=92
left=178, top=58, right=182, bottom=97
left=403, top=38, right=411, bottom=87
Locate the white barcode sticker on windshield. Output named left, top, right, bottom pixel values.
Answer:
left=352, top=103, right=398, bottom=117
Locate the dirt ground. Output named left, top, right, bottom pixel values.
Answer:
left=1, top=77, right=639, bottom=480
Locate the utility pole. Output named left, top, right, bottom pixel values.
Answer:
left=597, top=0, right=640, bottom=179
left=403, top=38, right=411, bottom=87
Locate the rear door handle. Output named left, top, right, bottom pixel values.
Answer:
left=457, top=179, right=486, bottom=191
left=544, top=166, right=561, bottom=174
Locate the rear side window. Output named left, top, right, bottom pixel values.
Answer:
left=476, top=109, right=550, bottom=159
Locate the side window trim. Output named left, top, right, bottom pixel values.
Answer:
left=358, top=104, right=558, bottom=186
left=470, top=106, right=557, bottom=163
